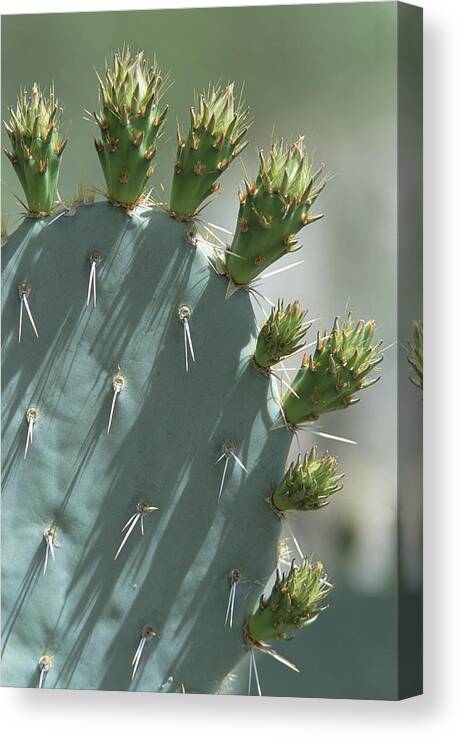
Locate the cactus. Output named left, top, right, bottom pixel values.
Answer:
left=246, top=559, right=332, bottom=644
left=225, top=137, right=327, bottom=286
left=271, top=448, right=343, bottom=513
left=254, top=300, right=309, bottom=371
left=169, top=83, right=249, bottom=219
left=1, top=51, right=383, bottom=695
left=408, top=320, right=423, bottom=390
left=93, top=47, right=168, bottom=208
left=282, top=316, right=383, bottom=428
left=3, top=83, right=67, bottom=217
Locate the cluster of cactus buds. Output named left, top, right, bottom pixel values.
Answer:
left=283, top=315, right=383, bottom=427
left=246, top=559, right=332, bottom=643
left=93, top=47, right=168, bottom=208
left=408, top=320, right=423, bottom=390
left=271, top=447, right=343, bottom=513
left=169, top=83, right=250, bottom=219
left=254, top=300, right=309, bottom=371
left=3, top=83, right=67, bottom=216
left=225, top=137, right=327, bottom=286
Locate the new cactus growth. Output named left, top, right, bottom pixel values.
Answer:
left=225, top=137, right=326, bottom=286
left=93, top=47, right=168, bottom=208
left=408, top=320, right=423, bottom=390
left=169, top=83, right=249, bottom=219
left=2, top=49, right=383, bottom=695
left=282, top=315, right=383, bottom=427
left=3, top=83, right=67, bottom=216
left=271, top=447, right=343, bottom=513
left=254, top=300, right=309, bottom=370
left=246, top=559, right=332, bottom=644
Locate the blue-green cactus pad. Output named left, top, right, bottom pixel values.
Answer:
left=1, top=202, right=292, bottom=693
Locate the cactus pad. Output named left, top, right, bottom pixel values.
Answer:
left=2, top=50, right=384, bottom=696
left=1, top=202, right=295, bottom=693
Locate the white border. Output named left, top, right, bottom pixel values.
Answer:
left=1, top=0, right=459, bottom=734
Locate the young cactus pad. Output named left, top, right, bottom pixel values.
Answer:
left=246, top=559, right=332, bottom=643
left=225, top=137, right=326, bottom=286
left=169, top=83, right=249, bottom=219
left=283, top=315, right=383, bottom=427
left=3, top=84, right=67, bottom=217
left=93, top=47, right=168, bottom=208
left=271, top=447, right=343, bottom=513
left=254, top=299, right=309, bottom=370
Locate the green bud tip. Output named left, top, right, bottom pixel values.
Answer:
left=93, top=45, right=169, bottom=209
left=246, top=558, right=333, bottom=643
left=225, top=136, right=329, bottom=286
left=254, top=299, right=310, bottom=370
left=271, top=448, right=344, bottom=512
left=169, top=82, right=251, bottom=219
left=282, top=315, right=384, bottom=427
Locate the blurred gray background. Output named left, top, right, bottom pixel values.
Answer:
left=1, top=2, right=422, bottom=699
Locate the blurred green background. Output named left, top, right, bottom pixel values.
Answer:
left=1, top=2, right=422, bottom=699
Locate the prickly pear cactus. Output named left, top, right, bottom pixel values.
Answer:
left=93, top=48, right=169, bottom=208
left=1, top=48, right=383, bottom=695
left=3, top=83, right=67, bottom=217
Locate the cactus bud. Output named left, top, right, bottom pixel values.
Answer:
left=93, top=46, right=168, bottom=209
left=225, top=136, right=328, bottom=285
left=271, top=450, right=343, bottom=512
left=283, top=315, right=383, bottom=427
left=246, top=558, right=332, bottom=642
left=3, top=83, right=66, bottom=217
left=169, top=83, right=250, bottom=219
left=254, top=299, right=309, bottom=370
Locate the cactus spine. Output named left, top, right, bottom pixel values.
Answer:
left=3, top=84, right=67, bottom=217
left=2, top=47, right=383, bottom=694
